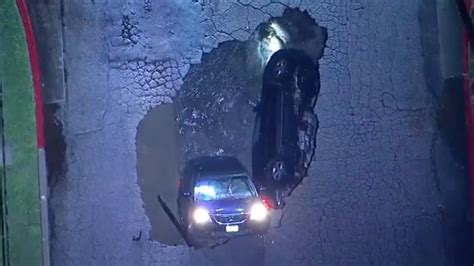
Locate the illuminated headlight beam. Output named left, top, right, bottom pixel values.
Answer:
left=193, top=208, right=211, bottom=224
left=269, top=22, right=288, bottom=44
left=257, top=21, right=289, bottom=63
left=267, top=36, right=283, bottom=53
left=249, top=202, right=268, bottom=221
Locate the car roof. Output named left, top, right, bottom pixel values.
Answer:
left=186, top=156, right=248, bottom=178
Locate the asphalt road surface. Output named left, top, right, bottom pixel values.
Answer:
left=47, top=0, right=471, bottom=265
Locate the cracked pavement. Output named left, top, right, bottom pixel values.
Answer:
left=48, top=0, right=471, bottom=265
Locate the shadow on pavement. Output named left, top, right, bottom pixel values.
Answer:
left=136, top=103, right=183, bottom=245
left=419, top=1, right=472, bottom=262
left=156, top=195, right=191, bottom=246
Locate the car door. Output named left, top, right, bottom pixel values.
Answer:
left=281, top=89, right=299, bottom=162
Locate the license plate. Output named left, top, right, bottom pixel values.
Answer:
left=225, top=225, right=239, bottom=233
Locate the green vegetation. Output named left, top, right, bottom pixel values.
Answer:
left=0, top=0, right=43, bottom=265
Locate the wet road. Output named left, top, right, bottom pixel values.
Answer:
left=47, top=0, right=471, bottom=265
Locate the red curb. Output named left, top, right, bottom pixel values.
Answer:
left=15, top=1, right=50, bottom=264
left=15, top=0, right=45, bottom=149
left=462, top=0, right=474, bottom=237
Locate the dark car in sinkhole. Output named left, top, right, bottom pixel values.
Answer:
left=177, top=156, right=271, bottom=244
left=252, top=48, right=319, bottom=209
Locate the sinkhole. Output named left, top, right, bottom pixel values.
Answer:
left=136, top=7, right=327, bottom=248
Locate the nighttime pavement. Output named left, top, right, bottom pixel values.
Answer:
left=46, top=0, right=471, bottom=265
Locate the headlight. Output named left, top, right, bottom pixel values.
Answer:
left=266, top=36, right=283, bottom=53
left=193, top=208, right=211, bottom=224
left=257, top=21, right=288, bottom=63
left=250, top=202, right=268, bottom=221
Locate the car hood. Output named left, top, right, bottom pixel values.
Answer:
left=196, top=197, right=258, bottom=214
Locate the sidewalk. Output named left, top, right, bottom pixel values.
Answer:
left=0, top=0, right=44, bottom=265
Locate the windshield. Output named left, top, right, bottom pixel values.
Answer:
left=194, top=175, right=256, bottom=201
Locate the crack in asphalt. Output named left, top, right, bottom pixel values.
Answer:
left=156, top=195, right=192, bottom=247
left=71, top=122, right=118, bottom=136
left=237, top=0, right=273, bottom=17
left=208, top=238, right=231, bottom=249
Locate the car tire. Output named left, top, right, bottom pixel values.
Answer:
left=260, top=188, right=286, bottom=209
left=264, top=50, right=297, bottom=87
left=274, top=190, right=286, bottom=209
left=272, top=57, right=293, bottom=81
left=265, top=158, right=287, bottom=182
